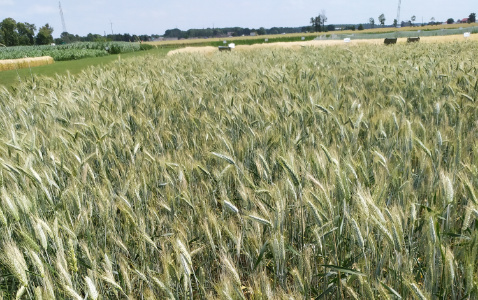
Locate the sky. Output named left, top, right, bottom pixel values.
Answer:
left=0, top=0, right=476, bottom=37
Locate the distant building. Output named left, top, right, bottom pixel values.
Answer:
left=250, top=32, right=257, bottom=36
left=460, top=18, right=469, bottom=23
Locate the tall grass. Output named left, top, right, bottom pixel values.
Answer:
left=0, top=41, right=477, bottom=298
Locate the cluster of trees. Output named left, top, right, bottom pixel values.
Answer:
left=1, top=17, right=159, bottom=47
left=163, top=27, right=305, bottom=39
left=469, top=13, right=476, bottom=23
left=0, top=18, right=54, bottom=46
left=367, top=12, right=476, bottom=28
left=368, top=14, right=387, bottom=28
left=309, top=11, right=328, bottom=32
left=55, top=32, right=157, bottom=44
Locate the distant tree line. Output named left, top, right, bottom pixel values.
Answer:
left=163, top=26, right=311, bottom=38
left=0, top=18, right=54, bottom=46
left=0, top=17, right=159, bottom=47
left=56, top=32, right=158, bottom=44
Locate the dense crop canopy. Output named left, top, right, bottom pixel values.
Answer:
left=0, top=42, right=141, bottom=61
left=0, top=41, right=477, bottom=298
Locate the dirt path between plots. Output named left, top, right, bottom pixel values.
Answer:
left=167, top=33, right=478, bottom=56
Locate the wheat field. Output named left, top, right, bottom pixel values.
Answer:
left=0, top=41, right=477, bottom=299
left=0, top=56, right=54, bottom=72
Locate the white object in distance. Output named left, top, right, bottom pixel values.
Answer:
left=301, top=36, right=305, bottom=40
left=344, top=38, right=351, bottom=43
left=228, top=43, right=235, bottom=48
left=223, top=40, right=227, bottom=44
left=464, top=32, right=470, bottom=38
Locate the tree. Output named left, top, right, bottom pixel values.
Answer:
left=16, top=22, right=36, bottom=45
left=0, top=18, right=19, bottom=46
left=430, top=17, right=435, bottom=25
left=310, top=16, right=321, bottom=32
left=447, top=18, right=454, bottom=24
left=369, top=17, right=375, bottom=28
left=320, top=10, right=327, bottom=32
left=393, top=19, right=398, bottom=27
left=411, top=15, right=416, bottom=26
left=469, top=13, right=476, bottom=23
left=378, top=14, right=386, bottom=27
left=358, top=24, right=364, bottom=31
left=36, top=23, right=54, bottom=45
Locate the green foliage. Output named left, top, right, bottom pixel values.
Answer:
left=139, top=43, right=153, bottom=51
left=0, top=47, right=172, bottom=88
left=0, top=18, right=19, bottom=46
left=379, top=13, right=386, bottom=26
left=310, top=12, right=327, bottom=32
left=0, top=41, right=477, bottom=299
left=107, top=44, right=121, bottom=54
left=35, top=23, right=54, bottom=45
left=0, top=42, right=144, bottom=61
left=469, top=13, right=476, bottom=23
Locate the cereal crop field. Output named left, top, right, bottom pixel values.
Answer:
left=0, top=40, right=477, bottom=299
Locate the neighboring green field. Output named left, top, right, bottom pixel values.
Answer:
left=0, top=41, right=477, bottom=299
left=0, top=42, right=146, bottom=61
left=0, top=47, right=170, bottom=89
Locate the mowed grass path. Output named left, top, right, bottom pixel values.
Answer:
left=0, top=47, right=172, bottom=89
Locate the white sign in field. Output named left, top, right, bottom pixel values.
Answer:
left=464, top=32, right=471, bottom=38
left=344, top=38, right=351, bottom=43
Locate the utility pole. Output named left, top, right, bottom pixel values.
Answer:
left=110, top=20, right=114, bottom=35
